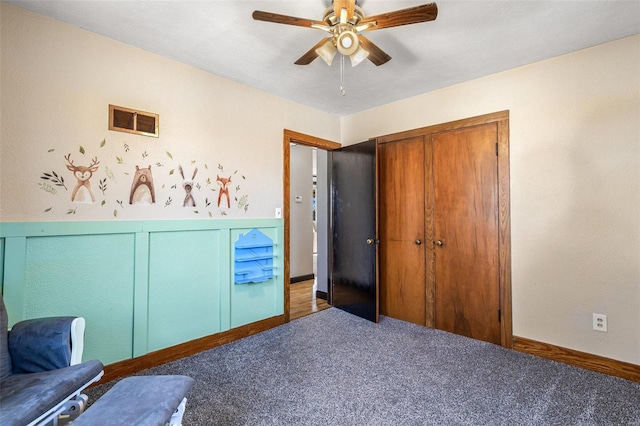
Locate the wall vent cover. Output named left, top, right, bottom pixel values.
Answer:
left=109, top=104, right=159, bottom=138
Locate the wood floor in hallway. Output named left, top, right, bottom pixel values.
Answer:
left=290, top=279, right=331, bottom=320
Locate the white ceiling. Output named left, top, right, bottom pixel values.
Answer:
left=7, top=0, right=640, bottom=116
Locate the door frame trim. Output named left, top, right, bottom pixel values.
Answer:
left=375, top=110, right=513, bottom=348
left=283, top=129, right=341, bottom=323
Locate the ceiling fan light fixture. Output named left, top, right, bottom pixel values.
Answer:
left=253, top=1, right=438, bottom=68
left=349, top=45, right=369, bottom=67
left=315, top=40, right=338, bottom=65
left=337, top=31, right=359, bottom=56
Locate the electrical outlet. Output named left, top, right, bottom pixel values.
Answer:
left=593, top=313, right=607, bottom=332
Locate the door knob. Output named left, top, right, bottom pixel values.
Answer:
left=366, top=238, right=375, bottom=245
left=415, top=239, right=422, bottom=245
left=436, top=240, right=444, bottom=247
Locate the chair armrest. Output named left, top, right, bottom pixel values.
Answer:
left=8, top=316, right=78, bottom=374
left=69, top=317, right=86, bottom=365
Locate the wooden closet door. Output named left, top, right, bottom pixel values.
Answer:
left=433, top=124, right=501, bottom=344
left=379, top=137, right=426, bottom=325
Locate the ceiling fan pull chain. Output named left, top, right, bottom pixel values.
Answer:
left=340, top=54, right=346, bottom=96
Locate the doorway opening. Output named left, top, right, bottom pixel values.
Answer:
left=283, top=130, right=341, bottom=322
left=289, top=144, right=331, bottom=320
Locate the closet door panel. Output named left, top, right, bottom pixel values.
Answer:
left=379, top=137, right=426, bottom=325
left=433, top=123, right=500, bottom=344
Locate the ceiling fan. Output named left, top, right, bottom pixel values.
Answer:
left=252, top=0, right=438, bottom=67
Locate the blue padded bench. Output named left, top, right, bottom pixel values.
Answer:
left=0, top=360, right=103, bottom=426
left=73, top=375, right=195, bottom=426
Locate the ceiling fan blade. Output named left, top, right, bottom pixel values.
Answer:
left=334, top=0, right=356, bottom=20
left=358, top=35, right=391, bottom=66
left=252, top=10, right=326, bottom=29
left=295, top=37, right=334, bottom=65
left=359, top=3, right=438, bottom=31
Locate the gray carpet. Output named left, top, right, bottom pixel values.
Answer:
left=86, top=308, right=640, bottom=425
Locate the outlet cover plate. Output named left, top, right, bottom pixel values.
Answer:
left=593, top=313, right=607, bottom=332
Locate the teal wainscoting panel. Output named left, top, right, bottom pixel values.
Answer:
left=0, top=237, right=4, bottom=293
left=0, top=238, right=4, bottom=292
left=1, top=219, right=283, bottom=365
left=230, top=227, right=283, bottom=328
left=23, top=234, right=136, bottom=365
left=148, top=230, right=221, bottom=352
left=218, top=230, right=232, bottom=332
left=3, top=237, right=29, bottom=323
left=132, top=232, right=150, bottom=357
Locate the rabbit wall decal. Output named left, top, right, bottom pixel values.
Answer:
left=179, top=165, right=198, bottom=207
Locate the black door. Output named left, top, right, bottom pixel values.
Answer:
left=330, top=140, right=378, bottom=322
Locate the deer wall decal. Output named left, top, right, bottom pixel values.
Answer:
left=65, top=154, right=100, bottom=203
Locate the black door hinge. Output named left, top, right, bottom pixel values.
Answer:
left=496, top=143, right=499, bottom=156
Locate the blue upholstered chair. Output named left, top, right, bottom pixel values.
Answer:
left=0, top=293, right=104, bottom=426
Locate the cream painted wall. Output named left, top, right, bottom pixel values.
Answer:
left=316, top=149, right=329, bottom=294
left=0, top=3, right=339, bottom=222
left=342, top=35, right=640, bottom=365
left=289, top=144, right=314, bottom=278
